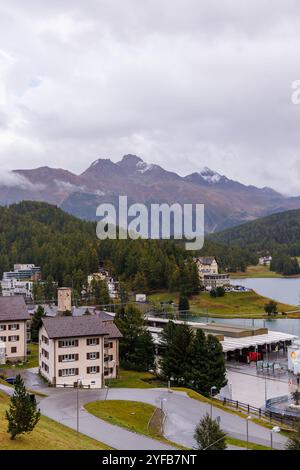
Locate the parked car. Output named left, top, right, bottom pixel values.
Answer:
left=5, top=377, right=17, bottom=385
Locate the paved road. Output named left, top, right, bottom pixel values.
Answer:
left=100, top=388, right=287, bottom=449
left=38, top=387, right=175, bottom=450
left=0, top=379, right=287, bottom=450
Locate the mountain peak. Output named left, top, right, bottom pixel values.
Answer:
left=118, top=154, right=143, bottom=166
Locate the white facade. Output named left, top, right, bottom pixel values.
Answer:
left=1, top=279, right=33, bottom=298
left=259, top=256, right=272, bottom=266
left=195, top=257, right=219, bottom=278
left=88, top=272, right=120, bottom=299
left=0, top=340, right=5, bottom=364
left=136, top=294, right=147, bottom=302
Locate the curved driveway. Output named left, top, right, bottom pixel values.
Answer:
left=38, top=387, right=287, bottom=450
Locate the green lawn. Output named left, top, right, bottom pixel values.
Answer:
left=226, top=436, right=271, bottom=450
left=0, top=391, right=111, bottom=450
left=108, top=369, right=166, bottom=389
left=84, top=399, right=186, bottom=449
left=0, top=343, right=39, bottom=370
left=148, top=290, right=297, bottom=318
left=190, top=291, right=296, bottom=317
left=229, top=264, right=282, bottom=279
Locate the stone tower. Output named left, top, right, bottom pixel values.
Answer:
left=57, top=287, right=72, bottom=313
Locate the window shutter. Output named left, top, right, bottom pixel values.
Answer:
left=75, top=368, right=79, bottom=375
left=8, top=325, right=11, bottom=330
left=87, top=367, right=89, bottom=374
left=58, top=356, right=62, bottom=362
left=75, top=340, right=78, bottom=347
left=96, top=366, right=100, bottom=373
left=86, top=353, right=89, bottom=360
left=75, top=354, right=79, bottom=361
left=8, top=337, right=11, bottom=342
left=96, top=352, right=100, bottom=359
left=58, top=340, right=63, bottom=348
left=96, top=338, right=99, bottom=345
left=16, top=324, right=19, bottom=330
left=16, top=336, right=19, bottom=341
left=58, top=370, right=62, bottom=377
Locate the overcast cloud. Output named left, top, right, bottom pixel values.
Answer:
left=1, top=1, right=300, bottom=194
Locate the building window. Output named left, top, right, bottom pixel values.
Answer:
left=87, top=352, right=99, bottom=360
left=87, top=366, right=100, bottom=374
left=58, top=339, right=79, bottom=348
left=104, top=368, right=114, bottom=376
left=0, top=325, right=6, bottom=331
left=58, top=368, right=79, bottom=377
left=87, top=338, right=99, bottom=346
left=8, top=324, right=19, bottom=331
left=42, top=348, right=49, bottom=359
left=42, top=335, right=49, bottom=345
left=11, top=347, right=17, bottom=353
left=104, top=341, right=113, bottom=349
left=42, top=362, right=49, bottom=373
left=58, top=354, right=79, bottom=362
left=8, top=335, right=19, bottom=342
left=0, top=336, right=5, bottom=342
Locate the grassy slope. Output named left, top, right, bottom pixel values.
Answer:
left=84, top=399, right=186, bottom=449
left=0, top=343, right=39, bottom=370
left=229, top=264, right=282, bottom=279
left=109, top=369, right=165, bottom=389
left=149, top=290, right=296, bottom=317
left=0, top=391, right=111, bottom=450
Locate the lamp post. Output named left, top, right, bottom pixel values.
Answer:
left=160, top=398, right=167, bottom=435
left=246, top=416, right=251, bottom=450
left=270, top=426, right=280, bottom=449
left=76, top=377, right=83, bottom=433
left=210, top=386, right=217, bottom=419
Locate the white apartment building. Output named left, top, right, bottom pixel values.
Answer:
left=1, top=279, right=34, bottom=298
left=39, top=316, right=122, bottom=388
left=194, top=256, right=230, bottom=289
left=0, top=296, right=30, bottom=363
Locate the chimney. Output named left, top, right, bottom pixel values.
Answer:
left=57, top=287, right=72, bottom=314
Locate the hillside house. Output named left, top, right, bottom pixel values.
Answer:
left=0, top=296, right=30, bottom=363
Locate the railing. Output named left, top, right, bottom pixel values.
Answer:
left=217, top=395, right=298, bottom=426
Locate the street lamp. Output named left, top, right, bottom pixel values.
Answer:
left=210, top=386, right=217, bottom=419
left=160, top=398, right=167, bottom=435
left=76, top=376, right=83, bottom=433
left=246, top=416, right=251, bottom=450
left=270, top=426, right=280, bottom=449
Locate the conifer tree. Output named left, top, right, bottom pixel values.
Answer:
left=30, top=306, right=45, bottom=342
left=6, top=374, right=40, bottom=440
left=190, top=329, right=209, bottom=395
left=194, top=413, right=227, bottom=450
left=159, top=321, right=177, bottom=379
left=206, top=334, right=227, bottom=393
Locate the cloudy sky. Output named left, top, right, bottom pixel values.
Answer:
left=1, top=0, right=300, bottom=194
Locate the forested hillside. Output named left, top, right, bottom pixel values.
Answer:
left=0, top=201, right=255, bottom=296
left=210, top=209, right=300, bottom=275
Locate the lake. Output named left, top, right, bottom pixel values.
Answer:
left=232, top=277, right=300, bottom=307
left=192, top=277, right=300, bottom=337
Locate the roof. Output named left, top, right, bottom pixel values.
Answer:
left=196, top=257, right=216, bottom=265
left=95, top=310, right=115, bottom=321
left=221, top=331, right=297, bottom=352
left=0, top=296, right=30, bottom=322
left=42, top=315, right=122, bottom=339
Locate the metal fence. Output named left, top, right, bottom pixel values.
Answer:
left=217, top=395, right=298, bottom=426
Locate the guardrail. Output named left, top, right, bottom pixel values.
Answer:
left=217, top=395, right=297, bottom=426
